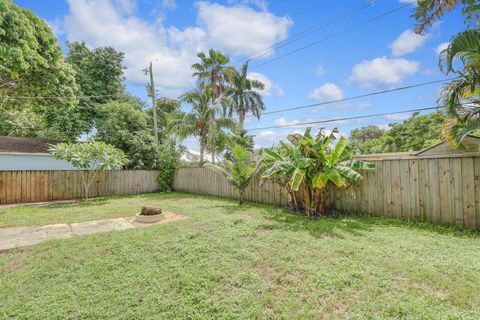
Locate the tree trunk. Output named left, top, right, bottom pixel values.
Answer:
left=199, top=137, right=206, bottom=167
left=304, top=185, right=311, bottom=217
left=239, top=190, right=244, bottom=205
left=239, top=108, right=245, bottom=130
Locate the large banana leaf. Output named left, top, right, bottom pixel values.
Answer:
left=312, top=172, right=329, bottom=189
left=289, top=168, right=305, bottom=191
left=340, top=159, right=376, bottom=170
left=336, top=165, right=364, bottom=182
left=327, top=136, right=347, bottom=166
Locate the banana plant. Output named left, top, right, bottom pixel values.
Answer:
left=207, top=144, right=259, bottom=205
left=261, top=128, right=375, bottom=216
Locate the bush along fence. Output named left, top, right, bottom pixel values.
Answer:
left=174, top=155, right=480, bottom=230
left=0, top=170, right=158, bottom=205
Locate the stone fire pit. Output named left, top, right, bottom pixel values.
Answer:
left=134, top=206, right=165, bottom=223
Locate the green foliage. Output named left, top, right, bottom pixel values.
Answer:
left=261, top=128, right=374, bottom=216
left=348, top=125, right=385, bottom=154
left=208, top=144, right=258, bottom=205
left=66, top=41, right=126, bottom=133
left=413, top=0, right=480, bottom=34
left=225, top=62, right=265, bottom=129
left=95, top=101, right=157, bottom=169
left=437, top=30, right=480, bottom=144
left=224, top=128, right=255, bottom=161
left=0, top=1, right=80, bottom=139
left=145, top=97, right=181, bottom=143
left=168, top=86, right=236, bottom=166
left=349, top=113, right=446, bottom=153
left=49, top=141, right=128, bottom=198
left=156, top=142, right=181, bottom=192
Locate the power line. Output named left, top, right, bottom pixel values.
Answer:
left=250, top=2, right=412, bottom=69
left=246, top=78, right=456, bottom=118
left=247, top=0, right=373, bottom=61
left=246, top=106, right=438, bottom=131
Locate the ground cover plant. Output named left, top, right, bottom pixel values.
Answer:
left=1, top=193, right=479, bottom=319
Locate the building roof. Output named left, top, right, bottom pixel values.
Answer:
left=0, top=136, right=64, bottom=154
left=353, top=151, right=417, bottom=160
left=414, top=135, right=480, bottom=157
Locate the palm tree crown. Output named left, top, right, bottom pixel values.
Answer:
left=226, top=62, right=265, bottom=129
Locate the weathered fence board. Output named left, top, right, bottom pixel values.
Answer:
left=173, top=156, right=480, bottom=229
left=0, top=170, right=158, bottom=205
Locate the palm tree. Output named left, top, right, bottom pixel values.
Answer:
left=226, top=62, right=265, bottom=129
left=412, top=0, right=479, bottom=34
left=208, top=144, right=259, bottom=205
left=437, top=30, right=480, bottom=144
left=167, top=87, right=235, bottom=167
left=192, top=49, right=235, bottom=163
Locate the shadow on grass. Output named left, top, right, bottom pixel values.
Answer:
left=262, top=207, right=480, bottom=239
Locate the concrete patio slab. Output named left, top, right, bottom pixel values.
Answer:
left=70, top=218, right=135, bottom=236
left=0, top=213, right=185, bottom=250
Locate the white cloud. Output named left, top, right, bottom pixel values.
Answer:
left=228, top=0, right=268, bottom=11
left=384, top=113, right=411, bottom=121
left=257, top=130, right=276, bottom=137
left=435, top=42, right=449, bottom=55
left=62, top=0, right=292, bottom=97
left=274, top=117, right=303, bottom=126
left=309, top=83, right=344, bottom=102
left=162, top=0, right=177, bottom=9
left=348, top=56, right=420, bottom=88
left=247, top=72, right=284, bottom=97
left=399, top=0, right=417, bottom=4
left=390, top=29, right=429, bottom=56
left=196, top=1, right=293, bottom=57
left=315, top=64, right=326, bottom=76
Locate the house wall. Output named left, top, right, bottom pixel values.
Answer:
left=0, top=153, right=75, bottom=170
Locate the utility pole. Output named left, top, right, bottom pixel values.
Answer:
left=145, top=61, right=159, bottom=145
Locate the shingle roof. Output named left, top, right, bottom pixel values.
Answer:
left=0, top=136, right=64, bottom=154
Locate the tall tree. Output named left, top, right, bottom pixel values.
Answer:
left=0, top=0, right=80, bottom=139
left=145, top=97, right=181, bottom=144
left=191, top=49, right=235, bottom=163
left=348, top=125, right=385, bottom=154
left=438, top=30, right=480, bottom=144
left=167, top=87, right=235, bottom=167
left=66, top=41, right=126, bottom=133
left=95, top=101, right=157, bottom=169
left=413, top=0, right=480, bottom=34
left=226, top=62, right=265, bottom=129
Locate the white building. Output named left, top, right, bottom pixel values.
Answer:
left=0, top=136, right=74, bottom=170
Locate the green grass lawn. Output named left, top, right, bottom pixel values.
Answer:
left=1, top=193, right=479, bottom=319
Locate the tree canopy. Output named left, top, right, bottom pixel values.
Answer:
left=95, top=101, right=157, bottom=169
left=66, top=41, right=126, bottom=133
left=0, top=0, right=80, bottom=139
left=349, top=113, right=446, bottom=154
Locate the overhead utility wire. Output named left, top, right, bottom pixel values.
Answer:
left=248, top=0, right=373, bottom=61
left=250, top=3, right=412, bottom=69
left=246, top=106, right=438, bottom=131
left=246, top=77, right=457, bottom=118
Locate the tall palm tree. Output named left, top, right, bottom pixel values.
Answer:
left=191, top=49, right=235, bottom=163
left=226, top=62, right=265, bottom=129
left=167, top=87, right=235, bottom=167
left=438, top=30, right=480, bottom=143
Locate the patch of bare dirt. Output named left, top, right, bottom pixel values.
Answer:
left=126, top=211, right=187, bottom=228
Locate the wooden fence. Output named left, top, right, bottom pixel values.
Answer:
left=173, top=155, right=480, bottom=229
left=0, top=170, right=158, bottom=205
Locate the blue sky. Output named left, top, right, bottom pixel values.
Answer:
left=14, top=0, right=465, bottom=151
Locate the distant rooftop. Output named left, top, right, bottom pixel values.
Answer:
left=0, top=136, right=64, bottom=154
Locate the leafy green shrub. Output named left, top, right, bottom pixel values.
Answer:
left=156, top=143, right=181, bottom=192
